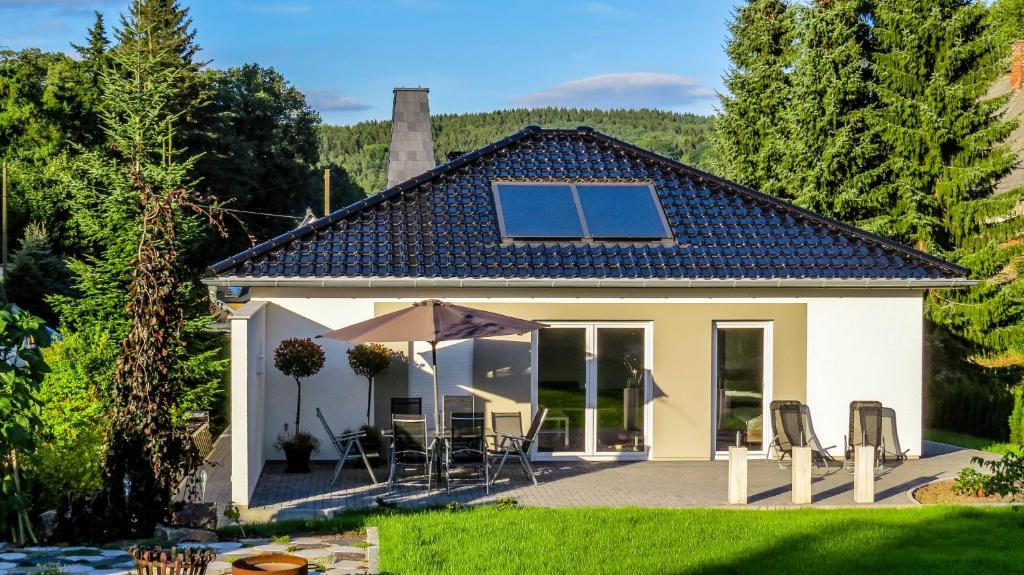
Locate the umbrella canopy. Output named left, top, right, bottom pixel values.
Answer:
left=319, top=300, right=547, bottom=431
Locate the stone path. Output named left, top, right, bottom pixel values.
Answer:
left=0, top=532, right=375, bottom=575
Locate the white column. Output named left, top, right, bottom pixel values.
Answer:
left=228, top=300, right=268, bottom=507
left=854, top=446, right=875, bottom=503
left=728, top=446, right=748, bottom=505
left=791, top=447, right=812, bottom=504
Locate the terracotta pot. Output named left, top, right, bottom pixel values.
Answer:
left=283, top=445, right=313, bottom=473
left=232, top=554, right=308, bottom=575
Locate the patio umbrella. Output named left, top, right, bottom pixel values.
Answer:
left=318, top=299, right=547, bottom=432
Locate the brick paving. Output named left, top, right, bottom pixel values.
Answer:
left=220, top=440, right=991, bottom=519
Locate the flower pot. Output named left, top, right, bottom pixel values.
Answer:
left=232, top=555, right=308, bottom=575
left=283, top=445, right=313, bottom=473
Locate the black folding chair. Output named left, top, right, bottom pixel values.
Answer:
left=386, top=415, right=434, bottom=492
left=443, top=412, right=488, bottom=493
left=442, top=395, right=475, bottom=434
left=391, top=397, right=422, bottom=416
left=844, top=401, right=882, bottom=472
left=488, top=409, right=547, bottom=487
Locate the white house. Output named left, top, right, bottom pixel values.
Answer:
left=204, top=89, right=971, bottom=506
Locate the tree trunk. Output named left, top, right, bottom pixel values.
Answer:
left=366, top=376, right=374, bottom=426
left=295, top=377, right=302, bottom=434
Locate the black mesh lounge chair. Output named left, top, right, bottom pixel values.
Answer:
left=442, top=395, right=475, bottom=434
left=443, top=412, right=488, bottom=494
left=391, top=397, right=422, bottom=416
left=316, top=407, right=377, bottom=485
left=488, top=409, right=548, bottom=487
left=386, top=414, right=434, bottom=492
left=769, top=401, right=836, bottom=470
left=844, top=401, right=883, bottom=471
left=880, top=407, right=910, bottom=464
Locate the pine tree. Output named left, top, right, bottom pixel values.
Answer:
left=4, top=222, right=72, bottom=325
left=72, top=11, right=110, bottom=80
left=784, top=0, right=882, bottom=221
left=869, top=0, right=1015, bottom=251
left=713, top=0, right=795, bottom=198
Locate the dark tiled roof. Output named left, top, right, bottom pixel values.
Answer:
left=208, top=126, right=968, bottom=283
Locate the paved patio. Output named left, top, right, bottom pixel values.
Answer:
left=207, top=435, right=993, bottom=521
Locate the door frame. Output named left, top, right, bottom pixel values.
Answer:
left=530, top=321, right=654, bottom=462
left=710, top=320, right=774, bottom=459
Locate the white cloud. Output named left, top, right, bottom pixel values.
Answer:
left=304, top=89, right=371, bottom=112
left=516, top=72, right=714, bottom=110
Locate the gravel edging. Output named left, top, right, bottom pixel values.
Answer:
left=365, top=527, right=379, bottom=575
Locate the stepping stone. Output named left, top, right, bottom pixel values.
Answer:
left=206, top=561, right=233, bottom=575
left=59, top=565, right=95, bottom=574
left=327, top=546, right=365, bottom=555
left=24, top=547, right=62, bottom=553
left=65, top=556, right=104, bottom=563
left=91, top=570, right=131, bottom=575
left=322, top=538, right=360, bottom=547
left=57, top=547, right=94, bottom=553
left=237, top=539, right=269, bottom=547
left=333, top=553, right=363, bottom=562
left=289, top=549, right=335, bottom=560
left=250, top=544, right=289, bottom=553
left=221, top=549, right=254, bottom=557
left=0, top=563, right=17, bottom=570
left=99, top=551, right=129, bottom=559
left=0, top=555, right=26, bottom=562
left=207, top=543, right=243, bottom=552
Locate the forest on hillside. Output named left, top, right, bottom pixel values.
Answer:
left=320, top=108, right=715, bottom=195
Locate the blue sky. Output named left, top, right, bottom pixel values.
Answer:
left=1, top=1, right=737, bottom=125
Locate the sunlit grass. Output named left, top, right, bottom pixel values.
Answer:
left=925, top=428, right=1022, bottom=456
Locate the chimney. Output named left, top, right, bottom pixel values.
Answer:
left=386, top=88, right=435, bottom=189
left=1012, top=40, right=1024, bottom=92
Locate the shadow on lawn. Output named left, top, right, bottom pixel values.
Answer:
left=687, top=507, right=1024, bottom=575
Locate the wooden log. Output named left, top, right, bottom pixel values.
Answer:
left=854, top=445, right=875, bottom=503
left=791, top=446, right=812, bottom=504
left=728, top=446, right=748, bottom=504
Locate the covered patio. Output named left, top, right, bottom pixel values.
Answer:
left=205, top=437, right=986, bottom=521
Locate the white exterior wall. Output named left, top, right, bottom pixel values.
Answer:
left=806, top=293, right=924, bottom=457
left=229, top=301, right=266, bottom=506
left=227, top=287, right=928, bottom=500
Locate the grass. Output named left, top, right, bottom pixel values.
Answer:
left=925, top=428, right=1022, bottom=455
left=372, top=506, right=1024, bottom=574
left=220, top=505, right=1024, bottom=574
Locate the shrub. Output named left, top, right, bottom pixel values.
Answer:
left=972, top=451, right=1024, bottom=500
left=1010, top=387, right=1024, bottom=446
left=952, top=467, right=989, bottom=497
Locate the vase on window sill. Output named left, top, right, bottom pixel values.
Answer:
left=623, top=388, right=642, bottom=431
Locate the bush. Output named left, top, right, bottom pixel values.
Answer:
left=952, top=467, right=989, bottom=497
left=26, top=329, right=114, bottom=509
left=972, top=451, right=1024, bottom=500
left=1009, top=388, right=1024, bottom=446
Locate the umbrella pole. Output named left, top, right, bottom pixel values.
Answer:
left=431, top=340, right=440, bottom=434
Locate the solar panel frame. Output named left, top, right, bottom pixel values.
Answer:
left=491, top=180, right=672, bottom=241
left=575, top=182, right=673, bottom=240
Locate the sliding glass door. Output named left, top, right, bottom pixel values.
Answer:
left=535, top=323, right=650, bottom=459
left=712, top=321, right=772, bottom=456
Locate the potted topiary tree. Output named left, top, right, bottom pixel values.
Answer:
left=347, top=343, right=397, bottom=426
left=274, top=338, right=325, bottom=473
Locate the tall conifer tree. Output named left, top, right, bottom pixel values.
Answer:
left=784, top=0, right=881, bottom=221
left=713, top=0, right=794, bottom=198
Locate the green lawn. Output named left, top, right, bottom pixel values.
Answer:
left=372, top=506, right=1024, bottom=574
left=925, top=427, right=1021, bottom=455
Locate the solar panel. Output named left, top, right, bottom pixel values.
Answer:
left=575, top=184, right=670, bottom=239
left=493, top=184, right=584, bottom=238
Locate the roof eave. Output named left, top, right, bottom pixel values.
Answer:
left=201, top=276, right=976, bottom=289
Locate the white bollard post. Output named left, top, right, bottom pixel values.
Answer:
left=791, top=446, right=812, bottom=504
left=854, top=445, right=875, bottom=503
left=728, top=445, right=748, bottom=505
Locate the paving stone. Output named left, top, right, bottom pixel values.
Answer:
left=56, top=547, right=92, bottom=553
left=250, top=544, right=289, bottom=553
left=98, top=551, right=129, bottom=559
left=236, top=539, right=269, bottom=547
left=0, top=555, right=25, bottom=562
left=178, top=543, right=241, bottom=552
left=64, top=556, right=105, bottom=563
left=58, top=565, right=95, bottom=574
left=206, top=560, right=233, bottom=574
left=0, top=563, right=16, bottom=570
left=91, top=570, right=131, bottom=575
left=289, top=549, right=335, bottom=560
left=289, top=537, right=325, bottom=546
left=327, top=546, right=364, bottom=555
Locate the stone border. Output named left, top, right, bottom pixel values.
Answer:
left=365, top=527, right=379, bottom=575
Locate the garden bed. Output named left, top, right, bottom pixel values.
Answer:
left=913, top=479, right=1014, bottom=505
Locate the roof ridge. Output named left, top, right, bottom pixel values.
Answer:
left=208, top=125, right=543, bottom=275
left=575, top=129, right=969, bottom=278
